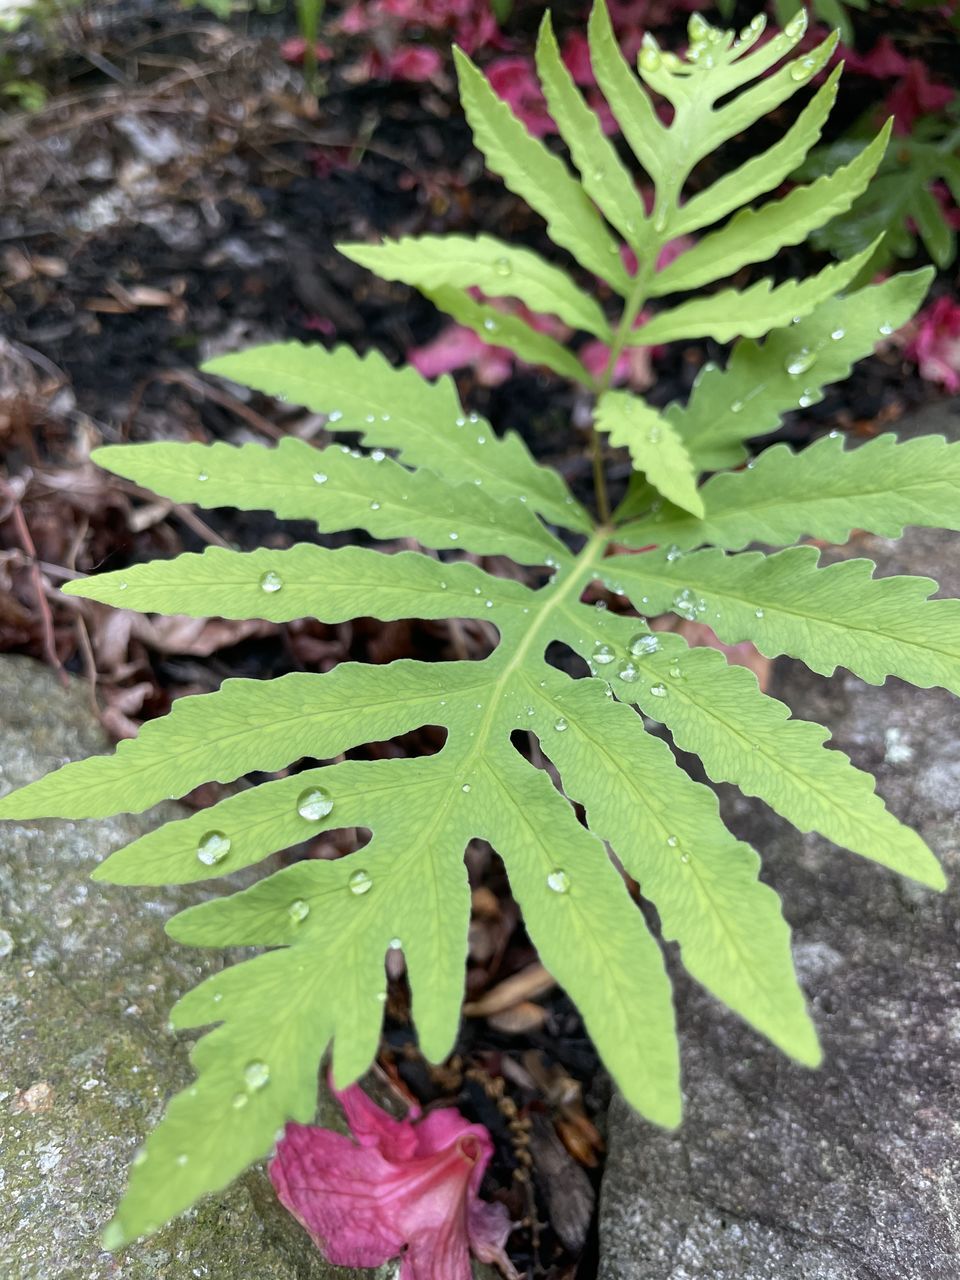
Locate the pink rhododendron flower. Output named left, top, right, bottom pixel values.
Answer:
left=838, top=36, right=910, bottom=79
left=410, top=324, right=513, bottom=385
left=385, top=44, right=446, bottom=85
left=904, top=297, right=960, bottom=393
left=279, top=36, right=334, bottom=63
left=270, top=1084, right=519, bottom=1280
left=885, top=60, right=955, bottom=134
left=487, top=55, right=555, bottom=136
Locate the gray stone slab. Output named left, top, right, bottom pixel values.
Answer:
left=0, top=654, right=387, bottom=1280
left=598, top=402, right=960, bottom=1280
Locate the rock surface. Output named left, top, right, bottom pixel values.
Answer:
left=0, top=654, right=391, bottom=1280
left=598, top=402, right=960, bottom=1279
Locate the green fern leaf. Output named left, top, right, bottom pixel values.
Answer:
left=619, top=431, right=960, bottom=552
left=453, top=44, right=630, bottom=292
left=550, top=606, right=943, bottom=889
left=595, top=391, right=704, bottom=516
left=419, top=283, right=594, bottom=385
left=646, top=269, right=933, bottom=478
left=652, top=123, right=890, bottom=295
left=635, top=240, right=878, bottom=344
left=202, top=343, right=590, bottom=532
left=0, top=3, right=951, bottom=1258
left=91, top=439, right=567, bottom=565
left=338, top=233, right=612, bottom=338
left=535, top=12, right=651, bottom=251
left=608, top=544, right=960, bottom=693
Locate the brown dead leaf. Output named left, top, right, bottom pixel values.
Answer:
left=463, top=963, right=555, bottom=1018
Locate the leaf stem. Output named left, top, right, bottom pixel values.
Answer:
left=588, top=227, right=661, bottom=528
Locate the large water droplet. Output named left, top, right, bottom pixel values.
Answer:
left=666, top=835, right=679, bottom=848
left=348, top=868, right=373, bottom=896
left=639, top=46, right=661, bottom=71
left=369, top=501, right=381, bottom=511
left=313, top=472, right=328, bottom=484
left=617, top=662, right=639, bottom=683
left=554, top=717, right=568, bottom=732
left=665, top=544, right=683, bottom=563
left=259, top=570, right=283, bottom=594
left=546, top=869, right=571, bottom=894
left=197, top=472, right=209, bottom=483
left=388, top=937, right=402, bottom=950
left=673, top=588, right=700, bottom=621
left=483, top=318, right=498, bottom=333
left=668, top=660, right=684, bottom=680
left=789, top=56, right=815, bottom=81
left=494, top=256, right=512, bottom=277
left=649, top=683, right=668, bottom=698
left=629, top=633, right=661, bottom=657
left=197, top=830, right=231, bottom=866
left=830, top=327, right=845, bottom=341
left=232, top=1092, right=249, bottom=1109
left=878, top=322, right=893, bottom=336
left=785, top=348, right=817, bottom=376
left=461, top=783, right=472, bottom=794
left=592, top=641, right=617, bottom=666
left=244, top=1061, right=270, bottom=1091
left=370, top=448, right=386, bottom=462
left=288, top=899, right=310, bottom=925
left=297, top=786, right=333, bottom=821
left=754, top=607, right=765, bottom=619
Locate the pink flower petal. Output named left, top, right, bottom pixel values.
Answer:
left=270, top=1086, right=518, bottom=1280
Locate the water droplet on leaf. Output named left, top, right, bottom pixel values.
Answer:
left=348, top=869, right=373, bottom=896
left=617, top=662, right=639, bottom=683
left=244, top=1061, right=270, bottom=1091
left=259, top=570, right=283, bottom=594
left=297, top=787, right=333, bottom=820
left=196, top=830, right=230, bottom=866
left=592, top=641, right=616, bottom=665
left=649, top=683, right=668, bottom=698
left=288, top=899, right=310, bottom=925
left=554, top=717, right=568, bottom=732
left=629, top=633, right=661, bottom=657
left=785, top=348, right=816, bottom=376
left=546, top=869, right=571, bottom=894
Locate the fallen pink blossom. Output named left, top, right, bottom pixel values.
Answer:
left=279, top=36, right=334, bottom=63
left=904, top=296, right=960, bottom=393
left=270, top=1084, right=519, bottom=1280
left=884, top=60, right=955, bottom=134
left=487, top=55, right=555, bottom=136
left=385, top=44, right=446, bottom=85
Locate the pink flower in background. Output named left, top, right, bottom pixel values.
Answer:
left=487, top=55, right=555, bottom=135
left=905, top=297, right=960, bottom=393
left=270, top=1084, right=518, bottom=1280
left=410, top=324, right=513, bottom=384
left=385, top=44, right=446, bottom=85
left=838, top=36, right=910, bottom=79
left=885, top=60, right=955, bottom=134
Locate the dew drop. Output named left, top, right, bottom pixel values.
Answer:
left=494, top=256, right=512, bottom=277
left=629, top=632, right=661, bottom=657
left=196, top=830, right=230, bottom=867
left=798, top=389, right=815, bottom=408
left=554, top=717, right=568, bottom=732
left=297, top=787, right=333, bottom=821
left=369, top=501, right=381, bottom=511
left=879, top=322, right=893, bottom=336
left=388, top=937, right=402, bottom=950
left=370, top=449, right=386, bottom=463
left=679, top=852, right=691, bottom=864
left=830, top=327, right=846, bottom=341
left=617, top=662, right=639, bottom=683
left=313, top=472, right=328, bottom=485
left=785, top=12, right=806, bottom=37
left=639, top=46, right=661, bottom=72
left=232, top=1092, right=249, bottom=1110
left=287, top=899, right=310, bottom=925
left=449, top=532, right=459, bottom=541
left=592, top=641, right=617, bottom=665
left=785, top=347, right=817, bottom=377
left=649, top=683, right=668, bottom=698
left=789, top=56, right=815, bottom=81
left=754, top=607, right=765, bottom=619
left=483, top=318, right=498, bottom=333
left=730, top=400, right=744, bottom=414
left=546, top=868, right=571, bottom=894
left=244, top=1061, right=270, bottom=1091
left=665, top=544, right=683, bottom=562
left=673, top=588, right=700, bottom=621
left=666, top=835, right=679, bottom=848
left=668, top=660, right=684, bottom=680
left=259, top=570, right=283, bottom=594
left=328, top=410, right=343, bottom=423
left=647, top=425, right=661, bottom=444
left=348, top=868, right=373, bottom=895
left=197, top=472, right=209, bottom=483
left=176, top=1154, right=189, bottom=1167
left=461, top=783, right=472, bottom=794
left=117, top=581, right=129, bottom=591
